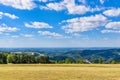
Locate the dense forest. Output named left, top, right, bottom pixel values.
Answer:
left=0, top=52, right=49, bottom=64
left=49, top=49, right=120, bottom=64
left=1, top=48, right=120, bottom=64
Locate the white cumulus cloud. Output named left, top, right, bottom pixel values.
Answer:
left=25, top=22, right=53, bottom=29
left=101, top=30, right=120, bottom=33
left=101, top=22, right=120, bottom=33
left=11, top=35, right=19, bottom=38
left=103, top=8, right=120, bottom=17
left=61, top=14, right=108, bottom=33
left=0, top=23, right=19, bottom=32
left=44, top=2, right=65, bottom=11
left=0, top=12, right=3, bottom=19
left=40, top=0, right=92, bottom=14
left=0, top=0, right=36, bottom=10
left=39, top=0, right=48, bottom=2
left=105, top=22, right=120, bottom=29
left=24, top=34, right=33, bottom=37
left=78, top=0, right=86, bottom=4
left=0, top=12, right=19, bottom=19
left=100, top=0, right=105, bottom=4
left=38, top=31, right=65, bottom=38
left=40, top=0, right=105, bottom=14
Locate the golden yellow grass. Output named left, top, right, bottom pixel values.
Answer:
left=0, top=64, right=120, bottom=80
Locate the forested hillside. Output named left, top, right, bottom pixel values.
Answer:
left=50, top=49, right=120, bottom=63
left=1, top=48, right=120, bottom=64
left=0, top=52, right=49, bottom=64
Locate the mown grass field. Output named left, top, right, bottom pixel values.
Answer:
left=0, top=64, right=120, bottom=80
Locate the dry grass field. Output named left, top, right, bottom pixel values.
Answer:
left=0, top=64, right=120, bottom=80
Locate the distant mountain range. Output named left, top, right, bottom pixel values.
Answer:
left=0, top=48, right=120, bottom=62
left=50, top=49, right=120, bottom=63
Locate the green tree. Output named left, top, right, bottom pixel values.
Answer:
left=7, top=54, right=13, bottom=63
left=36, top=55, right=49, bottom=64
left=12, top=54, right=19, bottom=63
left=98, top=57, right=103, bottom=64
left=111, top=60, right=116, bottom=64
left=0, top=53, right=7, bottom=64
left=77, top=59, right=84, bottom=64
left=65, top=58, right=71, bottom=64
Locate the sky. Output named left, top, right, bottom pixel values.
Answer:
left=0, top=0, right=120, bottom=48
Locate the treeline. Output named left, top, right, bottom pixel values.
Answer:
left=0, top=53, right=49, bottom=64
left=50, top=57, right=118, bottom=64
left=0, top=52, right=119, bottom=64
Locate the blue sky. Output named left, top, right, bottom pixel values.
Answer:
left=0, top=0, right=120, bottom=48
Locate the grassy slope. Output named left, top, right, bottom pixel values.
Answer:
left=0, top=64, right=120, bottom=80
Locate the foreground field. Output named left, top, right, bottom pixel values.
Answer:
left=0, top=64, right=120, bottom=80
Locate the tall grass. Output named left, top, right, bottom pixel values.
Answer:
left=0, top=64, right=120, bottom=80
